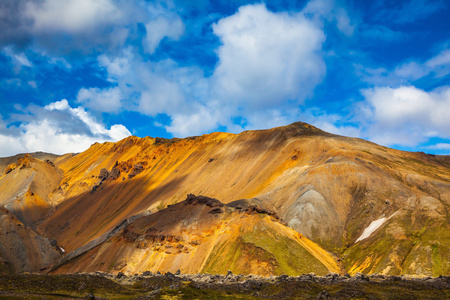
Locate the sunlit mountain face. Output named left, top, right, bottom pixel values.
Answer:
left=0, top=122, right=449, bottom=277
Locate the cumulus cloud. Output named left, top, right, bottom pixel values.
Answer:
left=212, top=4, right=326, bottom=110
left=82, top=3, right=338, bottom=138
left=77, top=87, right=123, bottom=113
left=24, top=0, right=122, bottom=34
left=348, top=45, right=450, bottom=150
left=93, top=49, right=206, bottom=118
left=165, top=3, right=333, bottom=136
left=1, top=0, right=127, bottom=53
left=166, top=104, right=224, bottom=137
left=0, top=100, right=131, bottom=156
left=359, top=86, right=450, bottom=147
left=0, top=0, right=184, bottom=56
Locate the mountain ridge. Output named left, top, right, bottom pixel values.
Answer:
left=0, top=122, right=448, bottom=276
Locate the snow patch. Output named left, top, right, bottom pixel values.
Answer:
left=355, top=212, right=398, bottom=243
left=59, top=247, right=65, bottom=253
left=356, top=217, right=386, bottom=243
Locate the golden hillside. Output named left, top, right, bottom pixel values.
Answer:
left=0, top=122, right=448, bottom=276
left=51, top=195, right=340, bottom=276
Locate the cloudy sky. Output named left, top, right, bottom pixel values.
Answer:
left=0, top=0, right=449, bottom=157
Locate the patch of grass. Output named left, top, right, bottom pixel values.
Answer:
left=242, top=225, right=329, bottom=276
left=431, top=244, right=444, bottom=277
left=0, top=274, right=139, bottom=299
left=0, top=274, right=448, bottom=299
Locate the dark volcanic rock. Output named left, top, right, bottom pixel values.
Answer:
left=128, top=163, right=144, bottom=179
left=316, top=290, right=330, bottom=299
left=107, top=167, right=120, bottom=180
left=185, top=194, right=224, bottom=208
left=98, top=168, right=109, bottom=180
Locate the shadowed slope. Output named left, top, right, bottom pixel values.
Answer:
left=0, top=207, right=61, bottom=273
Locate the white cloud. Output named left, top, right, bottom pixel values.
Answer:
left=238, top=110, right=293, bottom=132
left=71, top=2, right=353, bottom=138
left=144, top=15, right=184, bottom=54
left=2, top=47, right=33, bottom=74
left=359, top=86, right=450, bottom=147
left=1, top=0, right=183, bottom=56
left=0, top=118, right=25, bottom=156
left=166, top=3, right=335, bottom=137
left=139, top=78, right=185, bottom=116
left=426, top=49, right=450, bottom=68
left=426, top=49, right=450, bottom=78
left=346, top=46, right=450, bottom=148
left=166, top=104, right=222, bottom=137
left=98, top=49, right=132, bottom=78
left=13, top=52, right=32, bottom=67
left=93, top=50, right=202, bottom=117
left=24, top=0, right=122, bottom=34
left=212, top=3, right=326, bottom=110
left=394, top=62, right=429, bottom=81
left=358, top=47, right=450, bottom=86
left=425, top=143, right=450, bottom=150
left=0, top=99, right=131, bottom=156
left=77, top=87, right=123, bottom=113
left=302, top=0, right=355, bottom=36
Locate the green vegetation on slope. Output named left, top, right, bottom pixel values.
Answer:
left=202, top=219, right=328, bottom=276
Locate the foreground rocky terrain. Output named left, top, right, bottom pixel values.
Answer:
left=0, top=122, right=449, bottom=277
left=0, top=272, right=448, bottom=299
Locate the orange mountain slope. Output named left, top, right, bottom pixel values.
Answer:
left=51, top=195, right=340, bottom=276
left=0, top=154, right=63, bottom=227
left=1, top=122, right=449, bottom=276
left=0, top=152, right=62, bottom=174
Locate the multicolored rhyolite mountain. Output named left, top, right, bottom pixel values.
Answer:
left=0, top=122, right=449, bottom=276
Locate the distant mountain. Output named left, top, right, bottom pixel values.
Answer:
left=0, top=122, right=449, bottom=276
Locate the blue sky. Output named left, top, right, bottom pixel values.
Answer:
left=0, top=0, right=449, bottom=156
